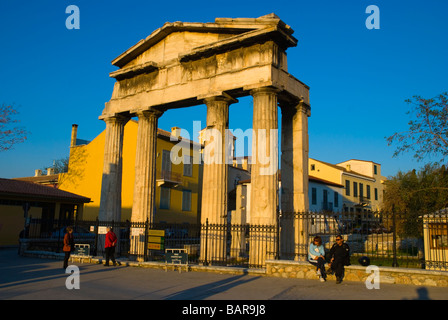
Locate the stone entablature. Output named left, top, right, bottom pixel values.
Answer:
left=101, top=14, right=309, bottom=118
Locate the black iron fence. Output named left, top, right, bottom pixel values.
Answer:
left=19, top=210, right=448, bottom=271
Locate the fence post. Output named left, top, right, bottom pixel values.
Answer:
left=94, top=217, right=99, bottom=256
left=204, top=218, right=209, bottom=266
left=392, top=207, right=399, bottom=267
left=144, top=218, right=149, bottom=261
left=276, top=210, right=280, bottom=260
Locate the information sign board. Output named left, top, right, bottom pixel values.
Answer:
left=73, top=244, right=90, bottom=256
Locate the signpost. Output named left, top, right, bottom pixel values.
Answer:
left=148, top=230, right=165, bottom=250
left=73, top=244, right=90, bottom=256
left=71, top=244, right=92, bottom=263
left=165, top=248, right=188, bottom=273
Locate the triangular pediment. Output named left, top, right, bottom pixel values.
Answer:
left=111, top=14, right=297, bottom=70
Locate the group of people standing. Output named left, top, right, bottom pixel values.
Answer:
left=308, top=235, right=350, bottom=284
left=63, top=226, right=118, bottom=269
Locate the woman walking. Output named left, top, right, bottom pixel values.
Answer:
left=63, top=226, right=74, bottom=269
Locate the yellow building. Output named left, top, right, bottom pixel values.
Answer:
left=59, top=121, right=202, bottom=224
left=309, top=158, right=386, bottom=213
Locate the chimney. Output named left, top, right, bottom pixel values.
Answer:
left=171, top=127, right=181, bottom=139
left=47, top=168, right=55, bottom=175
left=346, top=164, right=351, bottom=172
left=71, top=124, right=78, bottom=147
left=35, top=169, right=42, bottom=177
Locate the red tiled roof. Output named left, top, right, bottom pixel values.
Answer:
left=0, top=178, right=90, bottom=203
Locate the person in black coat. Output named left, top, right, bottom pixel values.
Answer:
left=328, top=235, right=350, bottom=284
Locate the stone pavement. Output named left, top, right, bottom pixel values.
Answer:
left=1, top=248, right=447, bottom=305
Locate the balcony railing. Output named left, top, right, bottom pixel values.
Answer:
left=157, top=170, right=182, bottom=187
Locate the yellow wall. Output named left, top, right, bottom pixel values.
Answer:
left=59, top=120, right=201, bottom=224
left=341, top=174, right=379, bottom=212
left=154, top=136, right=201, bottom=223
left=339, top=160, right=385, bottom=213
left=0, top=205, right=41, bottom=246
left=309, top=158, right=342, bottom=183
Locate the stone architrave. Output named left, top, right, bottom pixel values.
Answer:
left=280, top=100, right=311, bottom=260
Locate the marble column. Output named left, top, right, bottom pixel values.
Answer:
left=98, top=114, right=129, bottom=222
left=280, top=100, right=310, bottom=260
left=249, top=87, right=279, bottom=267
left=200, top=95, right=235, bottom=265
left=131, top=110, right=162, bottom=223
left=129, top=110, right=162, bottom=260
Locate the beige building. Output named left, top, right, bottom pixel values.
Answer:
left=309, top=158, right=386, bottom=213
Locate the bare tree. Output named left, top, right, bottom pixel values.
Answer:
left=42, top=157, right=70, bottom=174
left=0, top=104, right=28, bottom=152
left=386, top=92, right=448, bottom=165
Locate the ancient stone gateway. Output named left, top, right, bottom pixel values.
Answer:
left=98, top=14, right=310, bottom=265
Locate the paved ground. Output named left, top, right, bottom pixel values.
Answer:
left=1, top=248, right=447, bottom=304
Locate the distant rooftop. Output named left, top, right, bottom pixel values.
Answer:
left=0, top=178, right=90, bottom=203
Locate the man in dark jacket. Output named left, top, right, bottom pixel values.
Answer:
left=329, top=235, right=350, bottom=284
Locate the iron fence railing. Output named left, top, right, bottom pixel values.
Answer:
left=19, top=210, right=448, bottom=271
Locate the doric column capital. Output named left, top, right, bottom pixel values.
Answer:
left=103, top=113, right=130, bottom=125
left=135, top=108, right=164, bottom=119
left=202, top=92, right=238, bottom=106
left=280, top=99, right=311, bottom=117
left=250, top=86, right=281, bottom=97
left=297, top=100, right=311, bottom=117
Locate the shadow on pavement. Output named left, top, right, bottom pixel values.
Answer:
left=164, top=274, right=260, bottom=300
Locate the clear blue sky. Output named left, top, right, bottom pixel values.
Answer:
left=0, top=0, right=447, bottom=178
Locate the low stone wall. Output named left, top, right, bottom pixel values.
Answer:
left=20, top=249, right=448, bottom=287
left=265, top=259, right=448, bottom=287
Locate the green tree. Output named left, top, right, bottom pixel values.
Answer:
left=382, top=164, right=448, bottom=237
left=387, top=92, right=448, bottom=165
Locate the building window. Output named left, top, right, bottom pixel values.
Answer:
left=353, top=182, right=358, bottom=197
left=323, top=189, right=328, bottom=210
left=162, top=150, right=172, bottom=174
left=183, top=155, right=193, bottom=177
left=374, top=165, right=378, bottom=175
left=345, top=180, right=350, bottom=196
left=311, top=188, right=317, bottom=205
left=374, top=188, right=378, bottom=201
left=367, top=185, right=371, bottom=199
left=359, top=183, right=364, bottom=199
left=334, top=191, right=339, bottom=207
left=311, top=164, right=315, bottom=171
left=429, top=223, right=448, bottom=249
left=160, top=187, right=170, bottom=209
left=182, top=190, right=192, bottom=211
